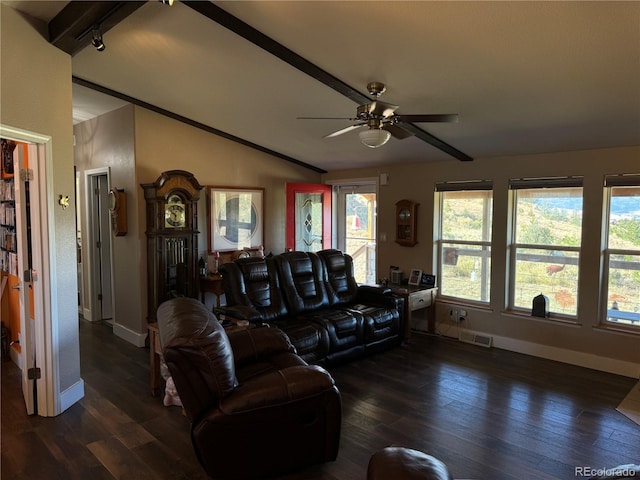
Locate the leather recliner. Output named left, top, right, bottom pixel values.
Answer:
left=157, top=297, right=342, bottom=479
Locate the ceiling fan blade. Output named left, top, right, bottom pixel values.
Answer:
left=324, top=123, right=365, bottom=138
left=382, top=124, right=414, bottom=139
left=367, top=100, right=398, bottom=118
left=297, top=116, right=356, bottom=120
left=395, top=114, right=459, bottom=123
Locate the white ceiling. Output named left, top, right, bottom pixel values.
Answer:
left=8, top=1, right=640, bottom=172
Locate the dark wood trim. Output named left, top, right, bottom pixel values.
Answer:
left=48, top=1, right=146, bottom=56
left=183, top=1, right=474, bottom=162
left=72, top=77, right=327, bottom=174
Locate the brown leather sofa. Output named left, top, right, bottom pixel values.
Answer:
left=217, top=249, right=404, bottom=365
left=157, top=297, right=342, bottom=480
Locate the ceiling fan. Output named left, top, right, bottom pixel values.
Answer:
left=298, top=82, right=459, bottom=148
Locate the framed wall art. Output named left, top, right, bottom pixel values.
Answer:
left=208, top=186, right=264, bottom=252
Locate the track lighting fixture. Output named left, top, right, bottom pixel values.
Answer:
left=91, top=25, right=105, bottom=52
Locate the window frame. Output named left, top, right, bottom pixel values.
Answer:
left=435, top=181, right=493, bottom=305
left=508, top=177, right=584, bottom=319
left=600, top=175, right=640, bottom=331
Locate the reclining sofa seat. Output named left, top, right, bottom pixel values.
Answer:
left=318, top=249, right=402, bottom=354
left=218, top=250, right=402, bottom=366
left=220, top=255, right=330, bottom=364
left=156, top=297, right=341, bottom=479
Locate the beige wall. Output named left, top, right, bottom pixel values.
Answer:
left=324, top=146, right=640, bottom=377
left=1, top=5, right=81, bottom=412
left=134, top=107, right=321, bottom=261
left=74, top=105, right=142, bottom=341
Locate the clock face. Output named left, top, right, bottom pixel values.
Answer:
left=165, top=194, right=186, bottom=228
left=399, top=208, right=411, bottom=221
left=108, top=189, right=118, bottom=212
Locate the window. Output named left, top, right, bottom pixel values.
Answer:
left=436, top=181, right=493, bottom=303
left=509, top=178, right=583, bottom=317
left=602, top=175, right=640, bottom=328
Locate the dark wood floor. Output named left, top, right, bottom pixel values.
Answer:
left=2, top=319, right=639, bottom=480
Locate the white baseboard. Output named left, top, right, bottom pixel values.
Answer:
left=59, top=378, right=85, bottom=414
left=113, top=322, right=148, bottom=347
left=493, top=334, right=639, bottom=379
left=434, top=320, right=638, bottom=378
left=10, top=344, right=22, bottom=370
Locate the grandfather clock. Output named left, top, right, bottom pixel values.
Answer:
left=142, top=170, right=203, bottom=321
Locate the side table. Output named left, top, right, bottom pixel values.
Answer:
left=390, top=286, right=437, bottom=342
left=200, top=273, right=224, bottom=307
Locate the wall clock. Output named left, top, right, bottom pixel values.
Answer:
left=395, top=199, right=418, bottom=246
left=108, top=187, right=127, bottom=236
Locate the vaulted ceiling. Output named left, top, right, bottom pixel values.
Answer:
left=7, top=1, right=640, bottom=173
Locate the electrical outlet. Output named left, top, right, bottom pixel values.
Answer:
left=459, top=309, right=467, bottom=321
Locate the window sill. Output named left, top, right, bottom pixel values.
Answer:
left=501, top=309, right=581, bottom=327
left=593, top=324, right=640, bottom=336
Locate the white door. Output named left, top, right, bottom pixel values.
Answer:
left=12, top=144, right=36, bottom=414
left=336, top=183, right=378, bottom=284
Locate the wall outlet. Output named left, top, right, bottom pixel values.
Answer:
left=449, top=309, right=466, bottom=322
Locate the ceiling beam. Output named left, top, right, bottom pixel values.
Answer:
left=183, top=1, right=473, bottom=162
left=48, top=1, right=146, bottom=56
left=72, top=77, right=328, bottom=174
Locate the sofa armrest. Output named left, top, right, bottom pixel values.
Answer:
left=356, top=285, right=402, bottom=310
left=218, top=365, right=336, bottom=414
left=358, top=284, right=391, bottom=295
left=214, top=305, right=263, bottom=322
left=227, top=326, right=295, bottom=366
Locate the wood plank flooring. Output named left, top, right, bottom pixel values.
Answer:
left=2, top=319, right=639, bottom=480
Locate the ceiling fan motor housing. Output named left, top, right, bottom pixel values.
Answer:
left=366, top=81, right=386, bottom=97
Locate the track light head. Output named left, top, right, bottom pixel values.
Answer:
left=91, top=26, right=105, bottom=52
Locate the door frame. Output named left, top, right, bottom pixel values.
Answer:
left=285, top=182, right=332, bottom=251
left=83, top=167, right=113, bottom=323
left=330, top=178, right=379, bottom=283
left=0, top=124, right=55, bottom=416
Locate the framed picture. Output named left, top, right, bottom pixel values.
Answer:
left=408, top=268, right=422, bottom=286
left=420, top=273, right=436, bottom=288
left=208, top=186, right=264, bottom=252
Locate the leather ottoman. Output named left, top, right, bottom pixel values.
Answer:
left=367, top=447, right=453, bottom=480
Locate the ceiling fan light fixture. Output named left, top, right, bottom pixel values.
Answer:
left=359, top=128, right=391, bottom=148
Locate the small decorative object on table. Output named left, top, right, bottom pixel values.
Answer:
left=532, top=293, right=549, bottom=318
left=420, top=273, right=436, bottom=288
left=213, top=250, right=220, bottom=273
left=408, top=268, right=422, bottom=286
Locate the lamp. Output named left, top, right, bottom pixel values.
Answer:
left=359, top=128, right=391, bottom=148
left=91, top=26, right=105, bottom=52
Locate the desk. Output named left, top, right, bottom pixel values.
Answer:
left=390, top=286, right=437, bottom=341
left=200, top=273, right=224, bottom=307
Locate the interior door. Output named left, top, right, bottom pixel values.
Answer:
left=286, top=183, right=332, bottom=252
left=13, top=143, right=36, bottom=414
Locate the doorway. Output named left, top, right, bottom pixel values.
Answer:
left=83, top=169, right=113, bottom=323
left=335, top=182, right=378, bottom=284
